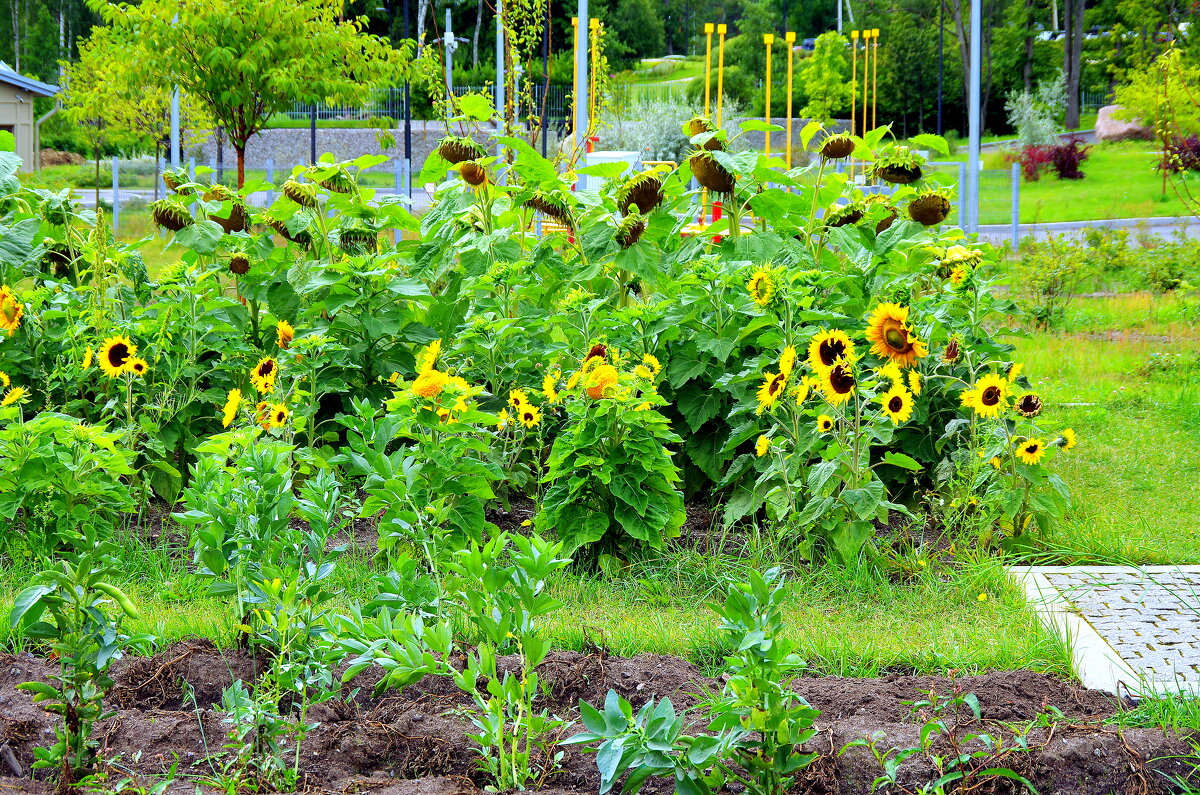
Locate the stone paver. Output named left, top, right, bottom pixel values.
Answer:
left=1011, top=566, right=1200, bottom=697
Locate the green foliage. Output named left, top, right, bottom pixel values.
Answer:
left=1113, top=48, right=1200, bottom=138
left=796, top=32, right=853, bottom=123
left=1016, top=236, right=1091, bottom=329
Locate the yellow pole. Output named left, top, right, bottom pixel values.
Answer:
left=850, top=29, right=858, bottom=178
left=763, top=33, right=774, bottom=156
left=861, top=30, right=869, bottom=137
left=589, top=18, right=599, bottom=128
left=785, top=32, right=795, bottom=168
left=571, top=18, right=578, bottom=137
left=704, top=23, right=714, bottom=117
left=716, top=24, right=727, bottom=126
left=871, top=29, right=879, bottom=130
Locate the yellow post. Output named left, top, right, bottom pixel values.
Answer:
left=861, top=30, right=869, bottom=137
left=704, top=23, right=714, bottom=117
left=716, top=24, right=728, bottom=126
left=871, top=29, right=880, bottom=130
left=589, top=18, right=600, bottom=127
left=763, top=33, right=774, bottom=156
left=571, top=17, right=579, bottom=136
left=785, top=32, right=795, bottom=168
left=850, top=29, right=859, bottom=137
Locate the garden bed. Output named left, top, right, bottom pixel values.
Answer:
left=0, top=641, right=1192, bottom=794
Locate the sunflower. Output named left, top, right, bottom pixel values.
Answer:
left=877, top=361, right=902, bottom=386
left=755, top=371, right=788, bottom=414
left=642, top=353, right=662, bottom=376
left=807, top=330, right=855, bottom=372
left=865, top=303, right=929, bottom=367
left=126, top=357, right=148, bottom=377
left=250, top=357, right=279, bottom=394
left=960, top=373, right=1010, bottom=419
left=747, top=271, right=774, bottom=306
left=496, top=409, right=511, bottom=429
left=990, top=456, right=1003, bottom=470
left=942, top=337, right=961, bottom=364
left=1016, top=438, right=1046, bottom=465
left=0, top=371, right=9, bottom=389
left=793, top=375, right=815, bottom=405
left=586, top=364, right=619, bottom=399
left=779, top=345, right=797, bottom=378
left=277, top=320, right=295, bottom=349
left=879, top=384, right=914, bottom=424
left=820, top=362, right=856, bottom=406
left=254, top=401, right=271, bottom=429
left=1059, top=428, right=1077, bottom=451
left=817, top=414, right=835, bottom=433
left=82, top=348, right=93, bottom=371
left=1015, top=393, right=1043, bottom=418
left=0, top=286, right=23, bottom=336
left=542, top=373, right=560, bottom=403
left=755, top=435, right=771, bottom=457
left=412, top=369, right=448, bottom=399
left=1, top=387, right=25, bottom=406
left=99, top=335, right=137, bottom=378
left=583, top=343, right=607, bottom=367
left=634, top=364, right=654, bottom=380
left=418, top=340, right=442, bottom=374
left=269, top=403, right=290, bottom=429
left=1007, top=362, right=1024, bottom=381
left=950, top=267, right=967, bottom=285
left=519, top=404, right=542, bottom=428
left=908, top=370, right=922, bottom=396
left=222, top=388, right=242, bottom=428
left=508, top=389, right=530, bottom=409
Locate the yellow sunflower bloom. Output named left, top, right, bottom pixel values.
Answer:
left=865, top=303, right=929, bottom=367
left=1007, top=362, right=1024, bottom=381
left=99, top=335, right=137, bottom=378
left=990, top=456, right=1003, bottom=470
left=1015, top=437, right=1046, bottom=465
left=82, top=348, right=93, bottom=371
left=949, top=267, right=966, bottom=285
left=254, top=401, right=271, bottom=429
left=277, top=320, right=295, bottom=349
left=807, top=330, right=855, bottom=372
left=221, top=388, right=242, bottom=428
left=412, top=369, right=449, bottom=398
left=542, top=372, right=560, bottom=403
left=508, top=389, right=529, bottom=409
left=0, top=371, right=9, bottom=389
left=269, top=403, right=290, bottom=429
left=1, top=386, right=25, bottom=406
left=634, top=364, right=654, bottom=380
left=960, top=373, right=1010, bottom=419
left=755, top=435, right=771, bottom=457
left=779, top=345, right=797, bottom=378
left=0, top=286, right=23, bottom=336
left=566, top=371, right=582, bottom=391
left=817, top=414, right=834, bottom=433
left=755, top=371, right=788, bottom=414
left=879, top=384, right=915, bottom=425
left=793, top=376, right=815, bottom=405
left=417, top=340, right=442, bottom=374
left=642, top=353, right=662, bottom=376
left=820, top=362, right=856, bottom=406
left=908, top=370, right=922, bottom=396
left=747, top=270, right=774, bottom=306
left=877, top=361, right=902, bottom=385
left=250, top=356, right=279, bottom=394
left=496, top=409, right=511, bottom=429
left=586, top=364, right=619, bottom=399
left=1060, top=428, right=1077, bottom=451
left=519, top=404, right=542, bottom=428
left=126, top=357, right=148, bottom=377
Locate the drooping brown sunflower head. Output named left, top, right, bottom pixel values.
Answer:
left=311, top=166, right=356, bottom=194
left=584, top=343, right=608, bottom=365
left=615, top=213, right=647, bottom=249
left=824, top=201, right=865, bottom=229
left=685, top=116, right=717, bottom=137
left=436, top=135, right=487, bottom=165
left=282, top=179, right=319, bottom=209
left=203, top=185, right=249, bottom=234
left=229, top=252, right=250, bottom=276
left=617, top=171, right=665, bottom=215
left=688, top=151, right=736, bottom=194
left=523, top=191, right=574, bottom=227
left=819, top=132, right=856, bottom=159
left=907, top=190, right=953, bottom=226
left=162, top=168, right=192, bottom=195
left=872, top=147, right=925, bottom=185
left=151, top=199, right=195, bottom=232
left=1016, top=393, right=1043, bottom=418
left=459, top=160, right=489, bottom=188
left=943, top=337, right=962, bottom=363
left=267, top=216, right=314, bottom=248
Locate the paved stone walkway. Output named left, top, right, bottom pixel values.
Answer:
left=1012, top=566, right=1200, bottom=697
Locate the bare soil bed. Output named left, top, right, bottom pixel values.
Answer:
left=0, top=639, right=1193, bottom=794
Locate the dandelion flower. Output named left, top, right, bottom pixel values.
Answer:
left=99, top=336, right=137, bottom=378
left=221, top=388, right=242, bottom=428
left=747, top=270, right=773, bottom=306
left=977, top=593, right=989, bottom=603
left=0, top=286, right=23, bottom=336
left=820, top=362, right=856, bottom=406
left=1, top=387, right=25, bottom=406
left=755, top=435, right=771, bottom=457
left=879, top=384, right=914, bottom=424
left=1016, top=438, right=1046, bottom=465
left=865, top=303, right=929, bottom=367
left=412, top=369, right=449, bottom=398
left=277, top=320, right=295, bottom=349
left=755, top=371, right=788, bottom=414
left=961, top=373, right=1010, bottom=419
left=807, top=330, right=854, bottom=372
left=250, top=356, right=278, bottom=394
left=817, top=414, right=834, bottom=433
left=269, top=403, right=290, bottom=428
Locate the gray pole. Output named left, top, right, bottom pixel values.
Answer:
left=1010, top=161, right=1020, bottom=247
left=445, top=8, right=454, bottom=114
left=170, top=14, right=180, bottom=169
left=966, top=0, right=981, bottom=234
left=496, top=0, right=505, bottom=160
left=111, top=157, right=119, bottom=235
left=574, top=0, right=588, bottom=155
left=837, top=0, right=843, bottom=34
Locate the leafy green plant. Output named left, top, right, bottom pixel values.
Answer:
left=9, top=541, right=154, bottom=789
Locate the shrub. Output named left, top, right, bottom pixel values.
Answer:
left=1045, top=136, right=1091, bottom=180
left=1015, top=145, right=1054, bottom=181
left=1004, top=73, right=1065, bottom=149
left=1162, top=135, right=1200, bottom=173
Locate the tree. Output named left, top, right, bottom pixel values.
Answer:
left=796, top=31, right=852, bottom=123
left=92, top=0, right=420, bottom=187
left=603, top=0, right=665, bottom=65
left=1061, top=0, right=1085, bottom=128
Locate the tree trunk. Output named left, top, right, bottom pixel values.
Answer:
left=1023, top=0, right=1035, bottom=91
left=235, top=143, right=245, bottom=189
left=1063, top=0, right=1085, bottom=128
left=471, top=0, right=483, bottom=68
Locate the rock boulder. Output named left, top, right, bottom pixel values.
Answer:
left=1095, top=105, right=1154, bottom=142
